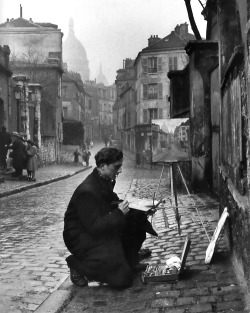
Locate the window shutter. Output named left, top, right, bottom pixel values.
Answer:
left=143, top=109, right=148, bottom=123
left=142, top=58, right=148, bottom=73
left=158, top=83, right=163, bottom=99
left=159, top=108, right=163, bottom=119
left=158, top=57, right=162, bottom=72
left=143, top=84, right=148, bottom=99
left=169, top=57, right=172, bottom=71
left=174, top=56, right=178, bottom=70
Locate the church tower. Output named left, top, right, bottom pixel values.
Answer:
left=96, top=63, right=109, bottom=86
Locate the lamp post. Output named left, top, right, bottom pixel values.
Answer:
left=13, top=75, right=29, bottom=137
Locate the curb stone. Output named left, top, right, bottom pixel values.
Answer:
left=0, top=166, right=92, bottom=199
left=34, top=289, right=77, bottom=313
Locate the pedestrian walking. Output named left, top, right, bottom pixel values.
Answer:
left=0, top=126, right=12, bottom=170
left=90, top=140, right=93, bottom=148
left=26, top=140, right=38, bottom=181
left=82, top=148, right=91, bottom=166
left=141, top=150, right=147, bottom=168
left=73, top=149, right=81, bottom=163
left=63, top=147, right=157, bottom=289
left=135, top=150, right=141, bottom=168
left=9, top=132, right=27, bottom=179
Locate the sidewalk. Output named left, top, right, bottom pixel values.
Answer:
left=0, top=163, right=91, bottom=199
left=35, top=176, right=249, bottom=312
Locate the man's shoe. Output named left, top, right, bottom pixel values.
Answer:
left=132, top=262, right=148, bottom=272
left=138, top=248, right=152, bottom=261
left=70, top=267, right=88, bottom=287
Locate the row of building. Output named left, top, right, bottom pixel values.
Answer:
left=114, top=22, right=194, bottom=160
left=113, top=0, right=250, bottom=298
left=0, top=8, right=116, bottom=165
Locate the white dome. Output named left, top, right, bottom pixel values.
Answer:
left=63, top=18, right=90, bottom=82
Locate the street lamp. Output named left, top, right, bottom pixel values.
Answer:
left=13, top=75, right=29, bottom=136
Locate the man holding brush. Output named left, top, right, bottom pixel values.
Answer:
left=63, top=147, right=157, bottom=288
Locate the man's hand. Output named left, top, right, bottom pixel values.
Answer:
left=118, top=199, right=130, bottom=215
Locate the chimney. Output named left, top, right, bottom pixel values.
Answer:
left=175, top=25, right=180, bottom=35
left=124, top=58, right=132, bottom=69
left=20, top=4, right=22, bottom=18
left=179, top=23, right=188, bottom=37
left=148, top=35, right=160, bottom=47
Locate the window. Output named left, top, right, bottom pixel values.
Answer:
left=142, top=57, right=162, bottom=73
left=143, top=84, right=148, bottom=99
left=149, top=108, right=158, bottom=119
left=128, top=112, right=131, bottom=127
left=148, top=57, right=157, bottom=73
left=158, top=57, right=162, bottom=72
left=169, top=56, right=178, bottom=71
left=148, top=84, right=158, bottom=99
left=143, top=83, right=163, bottom=99
left=63, top=107, right=68, bottom=118
left=143, top=109, right=148, bottom=123
left=62, top=86, right=67, bottom=97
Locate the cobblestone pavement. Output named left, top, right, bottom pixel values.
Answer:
left=0, top=145, right=249, bottom=313
left=59, top=175, right=249, bottom=313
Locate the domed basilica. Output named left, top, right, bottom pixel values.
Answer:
left=63, top=18, right=90, bottom=82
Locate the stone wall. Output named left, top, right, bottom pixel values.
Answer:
left=219, top=174, right=250, bottom=293
left=39, top=136, right=56, bottom=166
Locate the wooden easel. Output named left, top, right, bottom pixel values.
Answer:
left=153, top=160, right=210, bottom=240
left=151, top=161, right=182, bottom=235
left=169, top=162, right=181, bottom=235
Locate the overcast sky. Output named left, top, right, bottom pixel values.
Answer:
left=0, top=0, right=207, bottom=85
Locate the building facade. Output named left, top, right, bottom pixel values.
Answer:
left=116, top=24, right=195, bottom=156
left=169, top=0, right=250, bottom=299
left=0, top=11, right=64, bottom=163
left=115, top=58, right=136, bottom=146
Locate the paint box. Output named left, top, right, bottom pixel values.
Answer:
left=142, top=233, right=191, bottom=283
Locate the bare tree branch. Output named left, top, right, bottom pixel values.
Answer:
left=198, top=0, right=205, bottom=9
left=184, top=0, right=202, bottom=40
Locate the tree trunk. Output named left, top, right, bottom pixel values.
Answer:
left=184, top=0, right=202, bottom=40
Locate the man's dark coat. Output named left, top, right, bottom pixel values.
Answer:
left=63, top=168, right=157, bottom=287
left=11, top=138, right=26, bottom=171
left=0, top=130, right=11, bottom=167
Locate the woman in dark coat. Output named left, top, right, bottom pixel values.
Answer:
left=63, top=147, right=157, bottom=289
left=9, top=132, right=26, bottom=178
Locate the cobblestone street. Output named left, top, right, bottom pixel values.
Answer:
left=0, top=146, right=249, bottom=312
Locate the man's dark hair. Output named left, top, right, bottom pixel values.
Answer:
left=95, top=147, right=123, bottom=167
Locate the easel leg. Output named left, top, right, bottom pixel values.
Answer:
left=170, top=163, right=181, bottom=235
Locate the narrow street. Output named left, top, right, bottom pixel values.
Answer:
left=0, top=143, right=248, bottom=312
left=0, top=144, right=169, bottom=312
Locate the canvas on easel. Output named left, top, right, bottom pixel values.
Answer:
left=151, top=118, right=190, bottom=163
